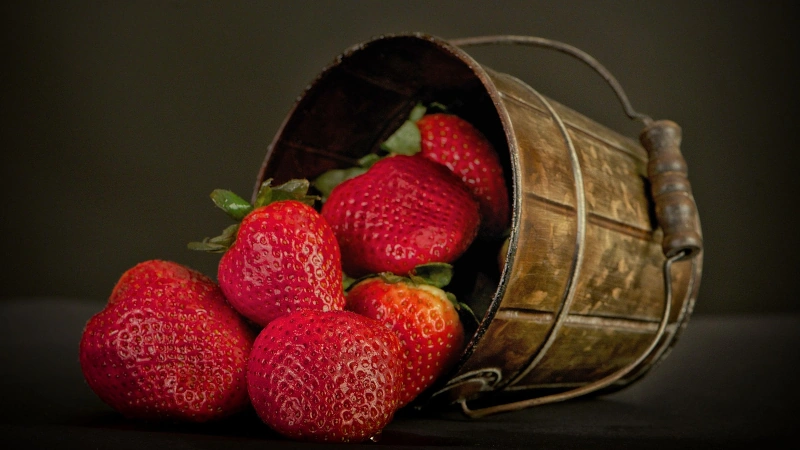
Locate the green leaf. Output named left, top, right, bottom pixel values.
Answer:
left=271, top=179, right=313, bottom=203
left=357, top=153, right=381, bottom=168
left=380, top=119, right=421, bottom=155
left=378, top=272, right=406, bottom=284
left=312, top=153, right=384, bottom=202
left=254, top=178, right=318, bottom=208
left=210, top=189, right=253, bottom=221
left=446, top=292, right=458, bottom=306
left=409, top=263, right=454, bottom=288
left=428, top=101, right=448, bottom=113
left=408, top=103, right=427, bottom=121
left=188, top=224, right=239, bottom=253
left=313, top=166, right=368, bottom=201
left=253, top=179, right=275, bottom=208
left=455, top=297, right=480, bottom=325
left=342, top=273, right=357, bottom=291
left=187, top=241, right=227, bottom=253
left=380, top=103, right=433, bottom=155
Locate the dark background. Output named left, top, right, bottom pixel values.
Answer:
left=2, top=1, right=798, bottom=315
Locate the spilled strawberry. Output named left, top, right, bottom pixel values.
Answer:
left=320, top=154, right=480, bottom=278
left=79, top=260, right=255, bottom=422
left=247, top=309, right=404, bottom=443
left=346, top=263, right=467, bottom=407
left=190, top=179, right=345, bottom=327
left=383, top=104, right=510, bottom=238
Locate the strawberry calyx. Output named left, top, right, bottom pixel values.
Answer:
left=313, top=153, right=380, bottom=201
left=407, top=261, right=453, bottom=289
left=209, top=189, right=253, bottom=220
left=409, top=262, right=477, bottom=323
left=188, top=178, right=318, bottom=253
left=350, top=263, right=475, bottom=319
left=349, top=262, right=453, bottom=291
left=342, top=272, right=358, bottom=291
left=379, top=103, right=427, bottom=156
left=313, top=102, right=450, bottom=201
left=187, top=223, right=240, bottom=253
left=380, top=102, right=449, bottom=156
left=253, top=178, right=318, bottom=209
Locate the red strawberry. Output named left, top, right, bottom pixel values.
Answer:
left=79, top=260, right=255, bottom=422
left=247, top=309, right=404, bottom=443
left=417, top=113, right=510, bottom=236
left=345, top=263, right=466, bottom=407
left=320, top=154, right=480, bottom=278
left=190, top=179, right=346, bottom=327
left=382, top=105, right=510, bottom=238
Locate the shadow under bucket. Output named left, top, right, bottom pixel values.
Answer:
left=254, top=33, right=703, bottom=418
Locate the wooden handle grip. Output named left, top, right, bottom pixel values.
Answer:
left=640, top=120, right=703, bottom=260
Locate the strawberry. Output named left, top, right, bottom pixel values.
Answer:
left=79, top=260, right=255, bottom=422
left=382, top=104, right=511, bottom=238
left=320, top=154, right=480, bottom=278
left=190, top=179, right=346, bottom=327
left=247, top=309, right=404, bottom=443
left=345, top=263, right=466, bottom=407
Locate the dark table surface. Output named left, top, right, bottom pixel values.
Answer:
left=1, top=297, right=797, bottom=449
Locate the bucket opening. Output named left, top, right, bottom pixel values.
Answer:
left=256, top=34, right=515, bottom=352
left=255, top=33, right=702, bottom=414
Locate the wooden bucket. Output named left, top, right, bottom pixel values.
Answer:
left=254, top=33, right=703, bottom=417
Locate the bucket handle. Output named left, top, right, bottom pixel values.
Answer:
left=445, top=36, right=703, bottom=418
left=450, top=35, right=703, bottom=260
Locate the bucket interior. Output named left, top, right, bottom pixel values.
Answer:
left=255, top=34, right=514, bottom=339
left=254, top=34, right=705, bottom=412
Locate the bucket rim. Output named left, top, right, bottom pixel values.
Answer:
left=252, top=31, right=523, bottom=391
